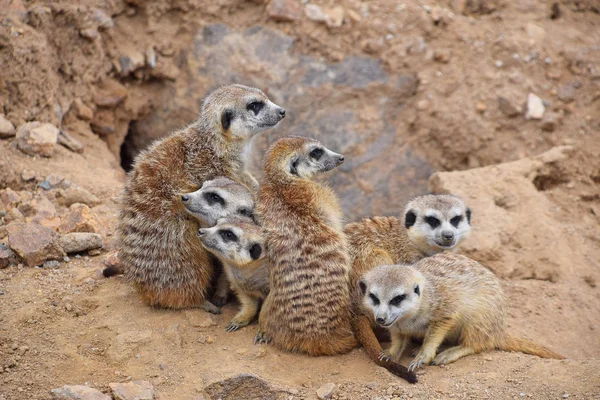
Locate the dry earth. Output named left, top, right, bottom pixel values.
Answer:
left=1, top=0, right=599, bottom=399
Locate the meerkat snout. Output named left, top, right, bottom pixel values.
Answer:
left=278, top=108, right=286, bottom=118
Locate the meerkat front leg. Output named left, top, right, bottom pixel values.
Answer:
left=409, top=320, right=454, bottom=371
left=381, top=329, right=408, bottom=362
left=198, top=299, right=222, bottom=314
left=226, top=291, right=260, bottom=332
left=212, top=273, right=230, bottom=307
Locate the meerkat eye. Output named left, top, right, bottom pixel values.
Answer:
left=309, top=148, right=324, bottom=160
left=219, top=229, right=238, bottom=242
left=466, top=208, right=472, bottom=224
left=204, top=192, right=224, bottom=206
left=450, top=215, right=463, bottom=227
left=369, top=293, right=380, bottom=306
left=247, top=101, right=265, bottom=115
left=238, top=208, right=251, bottom=217
left=424, top=216, right=440, bottom=228
left=390, top=294, right=406, bottom=307
left=414, top=284, right=420, bottom=296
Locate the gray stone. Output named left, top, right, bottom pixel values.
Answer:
left=16, top=122, right=59, bottom=157
left=43, top=260, right=61, bottom=269
left=109, top=381, right=155, bottom=400
left=0, top=243, right=18, bottom=269
left=498, top=96, right=521, bottom=118
left=50, top=385, right=111, bottom=400
left=59, top=233, right=103, bottom=254
left=57, top=186, right=101, bottom=207
left=317, top=383, right=336, bottom=399
left=0, top=114, right=16, bottom=138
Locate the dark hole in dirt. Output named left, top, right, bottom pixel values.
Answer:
left=533, top=174, right=568, bottom=191
left=120, top=121, right=137, bottom=172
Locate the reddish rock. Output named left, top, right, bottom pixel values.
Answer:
left=19, top=196, right=56, bottom=220
left=16, top=122, right=59, bottom=157
left=93, top=79, right=128, bottom=108
left=0, top=188, right=22, bottom=208
left=5, top=208, right=25, bottom=223
left=0, top=114, right=16, bottom=138
left=91, top=109, right=117, bottom=136
left=104, top=250, right=120, bottom=268
left=109, top=381, right=155, bottom=400
left=7, top=223, right=66, bottom=267
left=266, top=0, right=302, bottom=22
left=149, top=59, right=180, bottom=81
left=73, top=99, right=94, bottom=121
left=58, top=203, right=103, bottom=234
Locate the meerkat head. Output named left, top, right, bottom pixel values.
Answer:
left=197, top=217, right=264, bottom=268
left=181, top=177, right=254, bottom=227
left=201, top=84, right=286, bottom=140
left=403, top=194, right=471, bottom=256
left=359, top=264, right=424, bottom=328
left=264, top=136, right=345, bottom=181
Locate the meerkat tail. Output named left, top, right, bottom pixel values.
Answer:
left=102, top=265, right=124, bottom=277
left=501, top=335, right=565, bottom=359
left=353, top=315, right=418, bottom=383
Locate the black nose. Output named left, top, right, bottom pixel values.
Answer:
left=376, top=317, right=385, bottom=324
left=279, top=108, right=286, bottom=118
left=338, top=155, right=345, bottom=164
left=181, top=195, right=189, bottom=202
left=442, top=232, right=454, bottom=241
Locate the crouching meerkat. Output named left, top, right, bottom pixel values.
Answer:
left=198, top=217, right=268, bottom=331
left=360, top=253, right=564, bottom=371
left=119, top=84, right=285, bottom=312
left=345, top=194, right=470, bottom=381
left=255, top=136, right=357, bottom=356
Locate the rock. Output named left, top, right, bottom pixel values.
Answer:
left=38, top=175, right=65, bottom=190
left=476, top=102, right=487, bottom=113
left=0, top=243, right=18, bottom=269
left=21, top=169, right=36, bottom=182
left=204, top=375, right=286, bottom=399
left=5, top=208, right=24, bottom=223
left=416, top=99, right=430, bottom=111
left=0, top=114, right=16, bottom=138
left=16, top=122, right=59, bottom=157
left=541, top=112, right=560, bottom=132
left=92, top=8, right=114, bottom=30
left=57, top=186, right=101, bottom=207
left=90, top=109, right=117, bottom=136
left=73, top=99, right=94, bottom=121
left=0, top=188, right=22, bottom=208
left=525, top=93, right=545, bottom=120
left=526, top=22, right=545, bottom=44
left=433, top=49, right=452, bottom=63
left=117, top=51, right=146, bottom=77
left=498, top=96, right=521, bottom=118
left=305, top=4, right=327, bottom=22
left=19, top=196, right=56, bottom=222
left=557, top=83, right=577, bottom=103
left=109, top=381, right=155, bottom=400
left=88, top=248, right=102, bottom=256
left=185, top=310, right=217, bottom=328
left=317, top=383, right=336, bottom=399
left=43, top=260, right=61, bottom=269
left=59, top=233, right=103, bottom=254
left=346, top=9, right=362, bottom=22
left=149, top=59, right=180, bottom=81
left=104, top=251, right=121, bottom=268
left=326, top=6, right=345, bottom=28
left=58, top=204, right=103, bottom=234
left=145, top=47, right=156, bottom=68
left=93, top=79, right=128, bottom=108
left=267, top=0, right=303, bottom=22
left=58, top=130, right=84, bottom=153
left=7, top=223, right=66, bottom=267
left=80, top=27, right=99, bottom=40
left=50, top=384, right=111, bottom=400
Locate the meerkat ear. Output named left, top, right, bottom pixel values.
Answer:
left=414, top=284, right=420, bottom=296
left=359, top=280, right=367, bottom=295
left=466, top=208, right=472, bottom=224
left=405, top=210, right=417, bottom=229
left=221, top=109, right=234, bottom=131
left=249, top=243, right=262, bottom=260
left=289, top=156, right=299, bottom=176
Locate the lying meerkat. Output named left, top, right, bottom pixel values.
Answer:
left=360, top=252, right=564, bottom=371
left=255, top=136, right=357, bottom=356
left=345, top=194, right=470, bottom=380
left=198, top=217, right=268, bottom=332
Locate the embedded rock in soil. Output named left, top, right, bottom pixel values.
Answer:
left=0, top=114, right=16, bottom=138
left=59, top=233, right=103, bottom=254
left=7, top=223, right=66, bottom=267
left=317, top=383, right=336, bottom=399
left=0, top=243, right=18, bottom=269
left=57, top=186, right=101, bottom=207
left=50, top=385, right=111, bottom=400
left=109, top=381, right=155, bottom=400
left=267, top=0, right=303, bottom=22
left=16, top=122, right=59, bottom=157
left=203, top=374, right=288, bottom=400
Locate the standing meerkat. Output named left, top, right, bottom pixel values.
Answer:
left=119, top=84, right=285, bottom=312
left=360, top=252, right=564, bottom=371
left=254, top=136, right=357, bottom=356
left=198, top=217, right=268, bottom=332
left=345, top=195, right=470, bottom=380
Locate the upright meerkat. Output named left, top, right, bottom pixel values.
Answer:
left=345, top=194, right=470, bottom=380
left=255, top=136, right=357, bottom=356
left=198, top=217, right=268, bottom=331
left=119, top=85, right=285, bottom=311
left=360, top=253, right=564, bottom=370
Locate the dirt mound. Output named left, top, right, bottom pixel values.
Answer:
left=1, top=0, right=599, bottom=399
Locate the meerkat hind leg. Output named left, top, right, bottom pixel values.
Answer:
left=226, top=293, right=260, bottom=332
left=198, top=299, right=222, bottom=314
left=212, top=273, right=230, bottom=307
left=432, top=345, right=475, bottom=366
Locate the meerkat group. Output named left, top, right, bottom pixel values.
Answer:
left=115, top=84, right=564, bottom=385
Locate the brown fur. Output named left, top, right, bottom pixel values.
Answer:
left=119, top=85, right=281, bottom=309
left=256, top=137, right=357, bottom=356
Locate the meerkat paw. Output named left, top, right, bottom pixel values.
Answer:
left=225, top=318, right=251, bottom=332
left=432, top=346, right=474, bottom=366
left=199, top=300, right=222, bottom=315
left=410, top=346, right=421, bottom=357
left=212, top=294, right=229, bottom=308
left=253, top=329, right=271, bottom=345
left=378, top=350, right=392, bottom=362
left=408, top=349, right=436, bottom=372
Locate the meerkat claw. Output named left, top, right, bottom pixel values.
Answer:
left=379, top=351, right=392, bottom=362
left=225, top=323, right=240, bottom=332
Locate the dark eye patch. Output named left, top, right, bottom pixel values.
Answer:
left=466, top=208, right=472, bottom=224
left=238, top=208, right=252, bottom=218
left=219, top=229, right=238, bottom=243
left=290, top=158, right=299, bottom=176
left=309, top=148, right=324, bottom=160
left=405, top=210, right=417, bottom=228
left=414, top=284, right=420, bottom=296
left=249, top=243, right=262, bottom=260
left=390, top=294, right=406, bottom=307
left=424, top=216, right=440, bottom=228
left=369, top=293, right=380, bottom=306
left=247, top=101, right=265, bottom=115
left=203, top=192, right=225, bottom=206
left=450, top=215, right=463, bottom=227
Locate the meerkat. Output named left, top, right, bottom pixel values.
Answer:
left=118, top=84, right=285, bottom=312
left=198, top=217, right=268, bottom=332
left=345, top=194, right=470, bottom=381
left=360, top=252, right=564, bottom=371
left=254, top=136, right=357, bottom=356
